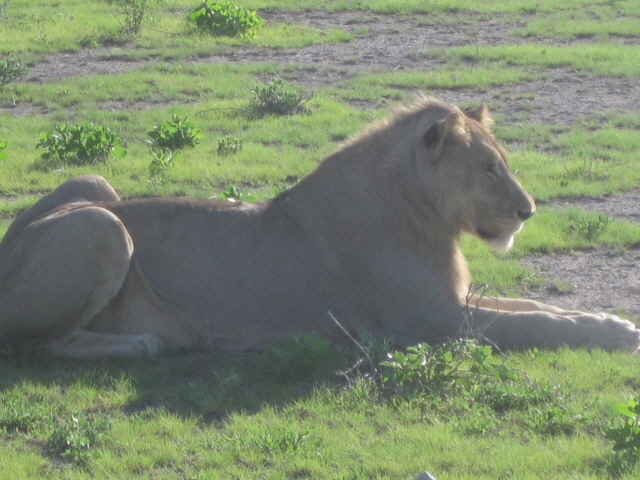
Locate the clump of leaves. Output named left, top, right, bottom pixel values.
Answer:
left=568, top=212, right=612, bottom=241
left=36, top=123, right=127, bottom=169
left=253, top=333, right=333, bottom=383
left=47, top=414, right=111, bottom=465
left=216, top=135, right=243, bottom=156
left=149, top=148, right=179, bottom=184
left=106, top=0, right=152, bottom=36
left=607, top=396, right=640, bottom=455
left=381, top=338, right=518, bottom=399
left=188, top=0, right=262, bottom=38
left=218, top=184, right=255, bottom=202
left=0, top=54, right=29, bottom=86
left=251, top=77, right=312, bottom=116
left=147, top=114, right=201, bottom=150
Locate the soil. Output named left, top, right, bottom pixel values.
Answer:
left=14, top=10, right=640, bottom=320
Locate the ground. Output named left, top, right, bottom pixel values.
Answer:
left=13, top=9, right=640, bottom=321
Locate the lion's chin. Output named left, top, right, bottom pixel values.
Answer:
left=476, top=223, right=523, bottom=252
left=482, top=235, right=515, bottom=252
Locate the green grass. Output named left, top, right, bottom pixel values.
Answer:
left=1, top=347, right=640, bottom=479
left=2, top=0, right=640, bottom=478
left=0, top=0, right=353, bottom=56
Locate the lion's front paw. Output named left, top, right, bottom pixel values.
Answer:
left=132, top=334, right=165, bottom=357
left=579, top=314, right=640, bottom=353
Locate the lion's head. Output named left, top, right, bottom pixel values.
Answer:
left=413, top=101, right=535, bottom=251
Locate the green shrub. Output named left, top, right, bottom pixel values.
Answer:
left=106, top=0, right=152, bottom=36
left=0, top=54, right=28, bottom=86
left=568, top=212, right=613, bottom=241
left=607, top=396, right=640, bottom=455
left=149, top=147, right=179, bottom=183
left=251, top=76, right=312, bottom=116
left=36, top=123, right=127, bottom=169
left=0, top=140, right=7, bottom=161
left=47, top=414, right=111, bottom=465
left=381, top=339, right=517, bottom=398
left=147, top=114, right=201, bottom=150
left=187, top=0, right=262, bottom=38
left=218, top=184, right=255, bottom=202
left=216, top=135, right=243, bottom=156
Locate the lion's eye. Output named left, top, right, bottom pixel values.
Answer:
left=486, top=164, right=498, bottom=177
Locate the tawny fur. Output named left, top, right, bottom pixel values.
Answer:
left=1, top=96, right=638, bottom=358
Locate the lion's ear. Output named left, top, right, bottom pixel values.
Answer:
left=464, top=103, right=494, bottom=128
left=423, top=112, right=469, bottom=155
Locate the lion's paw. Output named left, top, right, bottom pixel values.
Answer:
left=132, top=334, right=165, bottom=357
left=108, top=333, right=165, bottom=357
left=577, top=313, right=640, bottom=353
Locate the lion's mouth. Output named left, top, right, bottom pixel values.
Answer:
left=476, top=229, right=497, bottom=241
left=476, top=222, right=524, bottom=240
left=475, top=223, right=524, bottom=252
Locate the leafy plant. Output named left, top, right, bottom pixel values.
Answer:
left=47, top=414, right=111, bottom=465
left=607, top=396, right=640, bottom=455
left=187, top=0, right=262, bottom=38
left=218, top=184, right=255, bottom=202
left=381, top=339, right=518, bottom=398
left=568, top=212, right=613, bottom=241
left=251, top=76, right=312, bottom=116
left=36, top=123, right=127, bottom=168
left=106, top=0, right=152, bottom=36
left=0, top=140, right=7, bottom=161
left=0, top=54, right=28, bottom=86
left=149, top=147, right=179, bottom=183
left=216, top=135, right=243, bottom=156
left=147, top=114, right=202, bottom=150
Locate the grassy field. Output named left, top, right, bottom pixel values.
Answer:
left=1, top=0, right=640, bottom=478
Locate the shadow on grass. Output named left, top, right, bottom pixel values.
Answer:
left=0, top=336, right=360, bottom=425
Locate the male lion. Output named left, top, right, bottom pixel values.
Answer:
left=1, top=97, right=639, bottom=358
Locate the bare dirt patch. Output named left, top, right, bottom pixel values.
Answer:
left=523, top=192, right=640, bottom=320
left=13, top=9, right=640, bottom=321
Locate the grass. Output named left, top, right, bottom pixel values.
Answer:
left=0, top=0, right=353, bottom=56
left=1, top=347, right=640, bottom=479
left=1, top=0, right=640, bottom=478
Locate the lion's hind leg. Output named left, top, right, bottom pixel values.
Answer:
left=1, top=175, right=120, bottom=248
left=0, top=204, right=163, bottom=358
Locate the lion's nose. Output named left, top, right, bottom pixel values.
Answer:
left=517, top=209, right=535, bottom=221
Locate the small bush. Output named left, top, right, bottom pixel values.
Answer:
left=0, top=54, right=29, bottom=87
left=252, top=77, right=312, bottom=116
left=216, top=135, right=243, bottom=156
left=106, top=0, right=151, bottom=36
left=607, top=396, right=640, bottom=455
left=47, top=414, right=111, bottom=465
left=568, top=212, right=612, bottom=241
left=149, top=148, right=179, bottom=183
left=36, top=123, right=127, bottom=169
left=381, top=339, right=518, bottom=399
left=218, top=184, right=255, bottom=202
left=147, top=114, right=201, bottom=150
left=188, top=0, right=262, bottom=38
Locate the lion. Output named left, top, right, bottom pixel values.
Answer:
left=1, top=96, right=639, bottom=358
